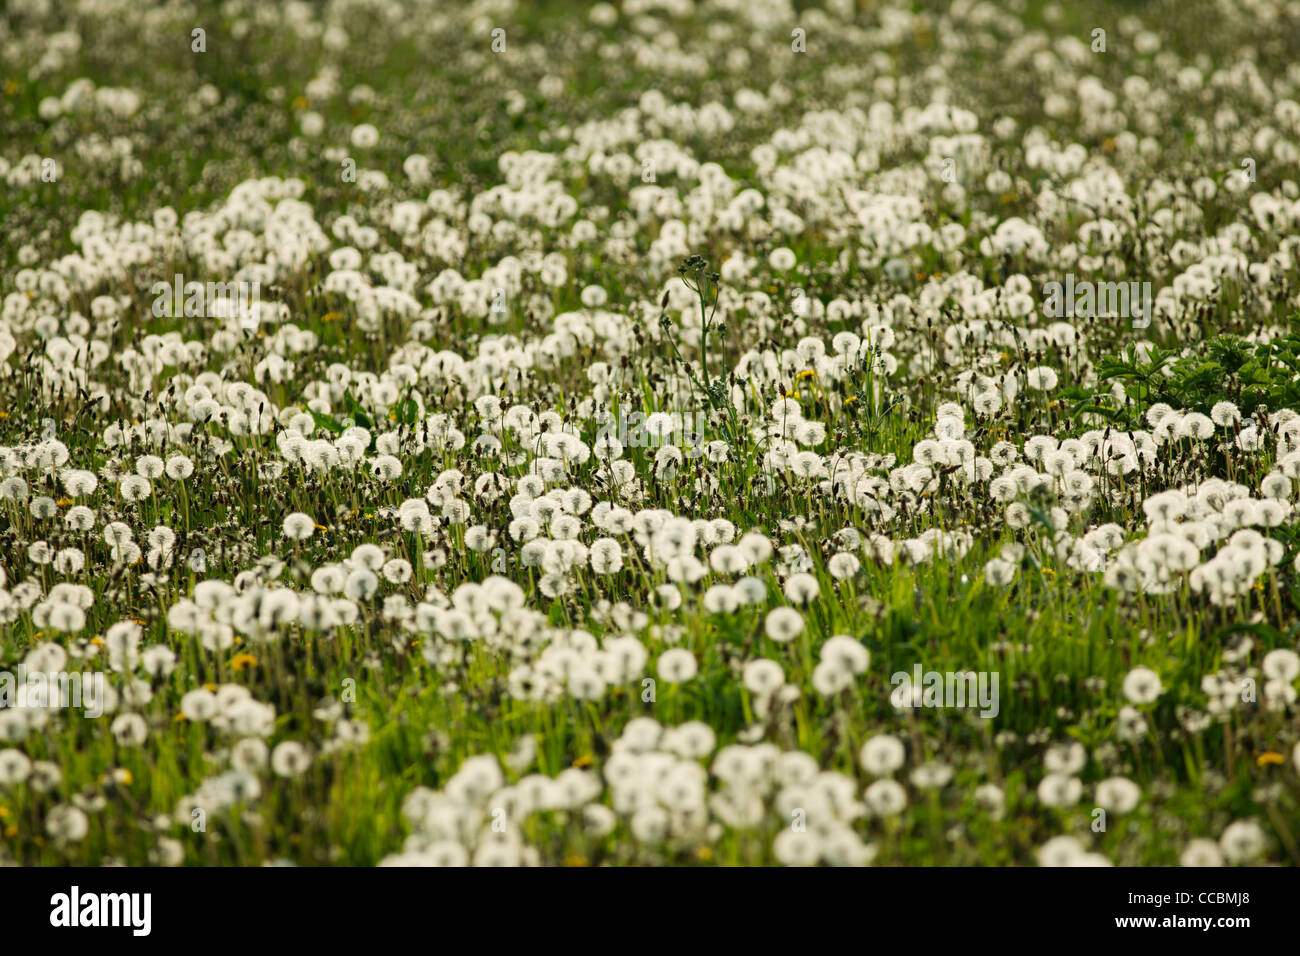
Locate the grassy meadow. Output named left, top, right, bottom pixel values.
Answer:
left=0, top=0, right=1299, bottom=867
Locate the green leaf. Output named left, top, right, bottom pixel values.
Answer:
left=309, top=409, right=344, bottom=435
left=344, top=390, right=373, bottom=430
left=392, top=397, right=420, bottom=426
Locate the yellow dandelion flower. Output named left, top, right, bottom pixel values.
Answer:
left=1256, top=752, right=1285, bottom=767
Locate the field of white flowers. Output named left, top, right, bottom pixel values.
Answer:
left=1, top=0, right=1299, bottom=868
